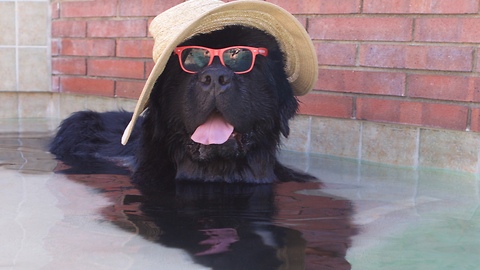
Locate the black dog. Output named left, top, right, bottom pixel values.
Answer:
left=50, top=26, right=314, bottom=187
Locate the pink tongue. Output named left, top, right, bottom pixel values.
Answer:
left=191, top=113, right=234, bottom=145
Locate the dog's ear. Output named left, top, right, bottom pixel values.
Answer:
left=145, top=56, right=183, bottom=140
left=272, top=64, right=298, bottom=137
left=261, top=44, right=299, bottom=138
left=144, top=77, right=168, bottom=141
left=278, top=88, right=298, bottom=138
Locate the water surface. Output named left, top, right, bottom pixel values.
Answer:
left=1, top=119, right=479, bottom=269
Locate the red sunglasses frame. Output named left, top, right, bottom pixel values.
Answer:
left=174, top=46, right=268, bottom=74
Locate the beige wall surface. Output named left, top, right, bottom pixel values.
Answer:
left=0, top=0, right=50, bottom=92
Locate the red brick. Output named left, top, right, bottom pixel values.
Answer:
left=415, top=18, right=480, bottom=43
left=266, top=0, right=361, bottom=14
left=52, top=58, right=86, bottom=75
left=308, top=17, right=413, bottom=41
left=356, top=98, right=468, bottom=130
left=359, top=45, right=473, bottom=72
left=477, top=51, right=480, bottom=72
left=147, top=18, right=155, bottom=38
left=115, top=80, right=145, bottom=99
left=408, top=75, right=479, bottom=102
left=60, top=0, right=117, bottom=18
left=116, top=39, right=154, bottom=58
left=363, top=0, right=479, bottom=14
left=294, top=15, right=307, bottom=29
left=87, top=20, right=147, bottom=38
left=52, top=76, right=60, bottom=92
left=88, top=59, right=145, bottom=79
left=316, top=69, right=405, bottom=96
left=472, top=78, right=480, bottom=102
left=51, top=39, right=60, bottom=56
left=145, top=60, right=155, bottom=79
left=51, top=2, right=59, bottom=19
left=118, top=0, right=183, bottom=16
left=471, top=108, right=480, bottom=132
left=59, top=39, right=115, bottom=57
left=298, top=93, right=353, bottom=118
left=60, top=77, right=114, bottom=96
left=315, top=42, right=356, bottom=66
left=51, top=20, right=86, bottom=38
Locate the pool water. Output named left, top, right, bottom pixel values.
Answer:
left=1, top=119, right=479, bottom=269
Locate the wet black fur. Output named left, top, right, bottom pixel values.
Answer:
left=50, top=26, right=314, bottom=188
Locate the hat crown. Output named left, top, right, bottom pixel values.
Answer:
left=149, top=0, right=225, bottom=63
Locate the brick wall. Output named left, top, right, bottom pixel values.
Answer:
left=51, top=0, right=480, bottom=133
left=51, top=0, right=183, bottom=99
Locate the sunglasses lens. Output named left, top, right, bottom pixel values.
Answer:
left=181, top=48, right=211, bottom=72
left=223, top=48, right=253, bottom=73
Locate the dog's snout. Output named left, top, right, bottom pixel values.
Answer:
left=198, top=66, right=233, bottom=93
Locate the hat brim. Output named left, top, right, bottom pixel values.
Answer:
left=121, top=0, right=318, bottom=145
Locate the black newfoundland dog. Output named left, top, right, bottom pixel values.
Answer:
left=50, top=26, right=314, bottom=187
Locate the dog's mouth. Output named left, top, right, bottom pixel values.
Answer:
left=186, top=111, right=251, bottom=161
left=191, top=111, right=239, bottom=146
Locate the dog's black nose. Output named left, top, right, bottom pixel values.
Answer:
left=198, top=64, right=233, bottom=93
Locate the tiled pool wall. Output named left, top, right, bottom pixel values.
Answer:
left=0, top=0, right=50, bottom=93
left=284, top=114, right=480, bottom=174
left=1, top=0, right=480, bottom=175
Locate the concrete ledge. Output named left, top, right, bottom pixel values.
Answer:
left=283, top=115, right=480, bottom=174
left=0, top=92, right=137, bottom=119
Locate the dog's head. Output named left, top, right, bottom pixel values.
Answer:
left=140, top=26, right=299, bottom=183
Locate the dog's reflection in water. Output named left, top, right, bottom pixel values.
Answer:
left=129, top=183, right=300, bottom=269
left=59, top=163, right=355, bottom=270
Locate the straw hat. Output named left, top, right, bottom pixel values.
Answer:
left=121, top=0, right=318, bottom=145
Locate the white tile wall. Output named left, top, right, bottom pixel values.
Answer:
left=0, top=0, right=50, bottom=92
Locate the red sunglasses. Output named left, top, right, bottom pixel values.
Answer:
left=174, top=46, right=268, bottom=74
